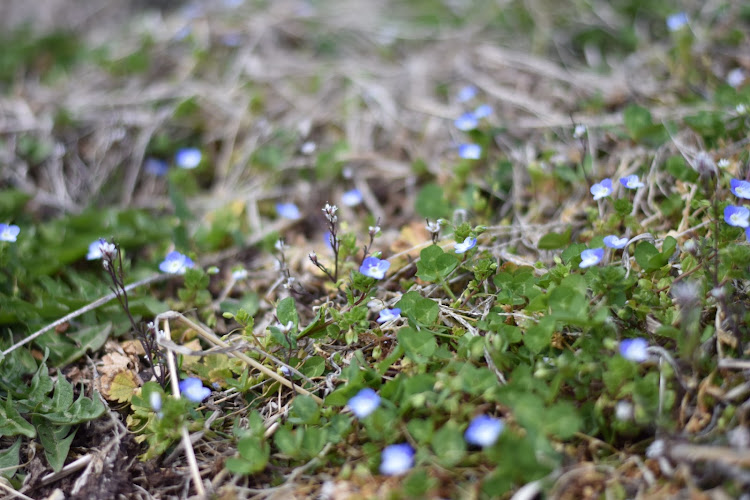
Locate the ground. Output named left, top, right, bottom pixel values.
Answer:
left=1, top=0, right=750, bottom=499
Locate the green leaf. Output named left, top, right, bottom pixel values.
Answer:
left=542, top=401, right=582, bottom=439
left=0, top=438, right=22, bottom=479
left=276, top=297, right=299, bottom=330
left=34, top=418, right=75, bottom=472
left=431, top=422, right=466, bottom=467
left=397, top=327, right=437, bottom=362
left=234, top=437, right=270, bottom=474
left=273, top=426, right=300, bottom=458
left=300, top=356, right=326, bottom=378
left=0, top=398, right=36, bottom=438
left=416, top=245, right=458, bottom=282
left=53, top=322, right=113, bottom=367
left=397, top=291, right=439, bottom=326
left=288, top=395, right=320, bottom=425
left=537, top=227, right=572, bottom=250
left=51, top=377, right=74, bottom=411
left=524, top=317, right=555, bottom=353
left=624, top=104, right=654, bottom=141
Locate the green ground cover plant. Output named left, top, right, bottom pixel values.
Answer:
left=1, top=0, right=750, bottom=498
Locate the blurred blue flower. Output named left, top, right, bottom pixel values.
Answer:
left=464, top=415, right=504, bottom=447
left=724, top=205, right=750, bottom=228
left=473, top=104, right=492, bottom=119
left=220, top=33, right=243, bottom=47
left=341, top=188, right=363, bottom=207
left=730, top=179, right=750, bottom=199
left=347, top=388, right=380, bottom=418
left=746, top=227, right=750, bottom=242
left=590, top=179, right=612, bottom=200
left=380, top=443, right=415, bottom=476
left=454, top=236, right=477, bottom=254
left=175, top=148, right=202, bottom=169
left=377, top=308, right=401, bottom=323
left=144, top=157, right=169, bottom=176
left=603, top=235, right=628, bottom=249
left=454, top=112, right=478, bottom=131
left=457, top=85, right=477, bottom=102
left=458, top=143, right=481, bottom=160
left=619, top=338, right=649, bottom=363
left=667, top=12, right=689, bottom=32
left=620, top=175, right=644, bottom=189
left=159, top=251, right=194, bottom=275
left=149, top=391, right=162, bottom=413
left=179, top=377, right=211, bottom=402
left=579, top=248, right=604, bottom=268
left=276, top=202, right=301, bottom=220
left=360, top=256, right=390, bottom=279
left=0, top=223, right=20, bottom=243
left=232, top=268, right=248, bottom=280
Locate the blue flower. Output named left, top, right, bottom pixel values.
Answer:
left=666, top=12, right=689, bottom=32
left=619, top=338, right=649, bottom=363
left=175, top=148, right=202, bottom=169
left=746, top=227, right=750, bottom=243
left=379, top=443, right=415, bottom=476
left=276, top=202, right=301, bottom=220
left=603, top=235, right=628, bottom=249
left=458, top=143, right=482, bottom=160
left=360, top=256, right=390, bottom=279
left=0, top=223, right=20, bottom=243
left=454, top=112, right=479, bottom=131
left=724, top=205, right=750, bottom=228
left=341, top=189, right=363, bottom=207
left=87, top=238, right=116, bottom=260
left=144, top=157, right=169, bottom=176
left=731, top=179, right=750, bottom=199
left=590, top=178, right=613, bottom=200
left=149, top=391, right=162, bottom=412
left=159, top=251, right=195, bottom=274
left=579, top=248, right=604, bottom=268
left=179, top=377, right=211, bottom=402
left=232, top=268, right=248, bottom=280
left=377, top=308, right=401, bottom=323
left=464, top=415, right=504, bottom=447
left=454, top=236, right=477, bottom=254
left=347, top=388, right=381, bottom=418
left=619, top=175, right=644, bottom=189
left=457, top=85, right=477, bottom=102
left=473, top=104, right=493, bottom=119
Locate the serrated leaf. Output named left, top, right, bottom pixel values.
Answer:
left=431, top=422, right=466, bottom=467
left=108, top=371, right=139, bottom=403
left=288, top=395, right=320, bottom=425
left=397, top=291, right=439, bottom=326
left=234, top=437, right=270, bottom=473
left=416, top=245, right=458, bottom=282
left=34, top=418, right=75, bottom=473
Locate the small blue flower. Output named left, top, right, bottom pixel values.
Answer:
left=603, top=235, right=628, bottom=249
left=149, top=391, right=162, bottom=413
left=619, top=338, right=649, bottom=363
left=341, top=189, right=363, bottom=207
left=159, top=251, right=195, bottom=275
left=175, top=148, right=202, bottom=169
left=457, top=85, right=477, bottom=102
left=746, top=227, right=750, bottom=243
left=379, top=443, right=415, bottom=476
left=232, top=268, right=248, bottom=280
left=179, top=377, right=211, bottom=403
left=473, top=104, right=493, bottom=119
left=454, top=112, right=479, bottom=131
left=276, top=202, right=301, bottom=220
left=666, top=12, right=689, bottom=32
left=731, top=179, right=750, bottom=199
left=724, top=205, right=750, bottom=228
left=360, top=256, right=390, bottom=279
left=144, top=157, right=169, bottom=176
left=579, top=248, right=604, bottom=268
left=620, top=175, right=644, bottom=189
left=464, top=415, right=504, bottom=447
left=347, top=388, right=381, bottom=418
left=87, top=238, right=116, bottom=260
left=377, top=308, right=401, bottom=323
left=454, top=236, right=477, bottom=254
left=590, top=178, right=613, bottom=200
left=458, top=143, right=482, bottom=160
left=0, top=223, right=20, bottom=243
